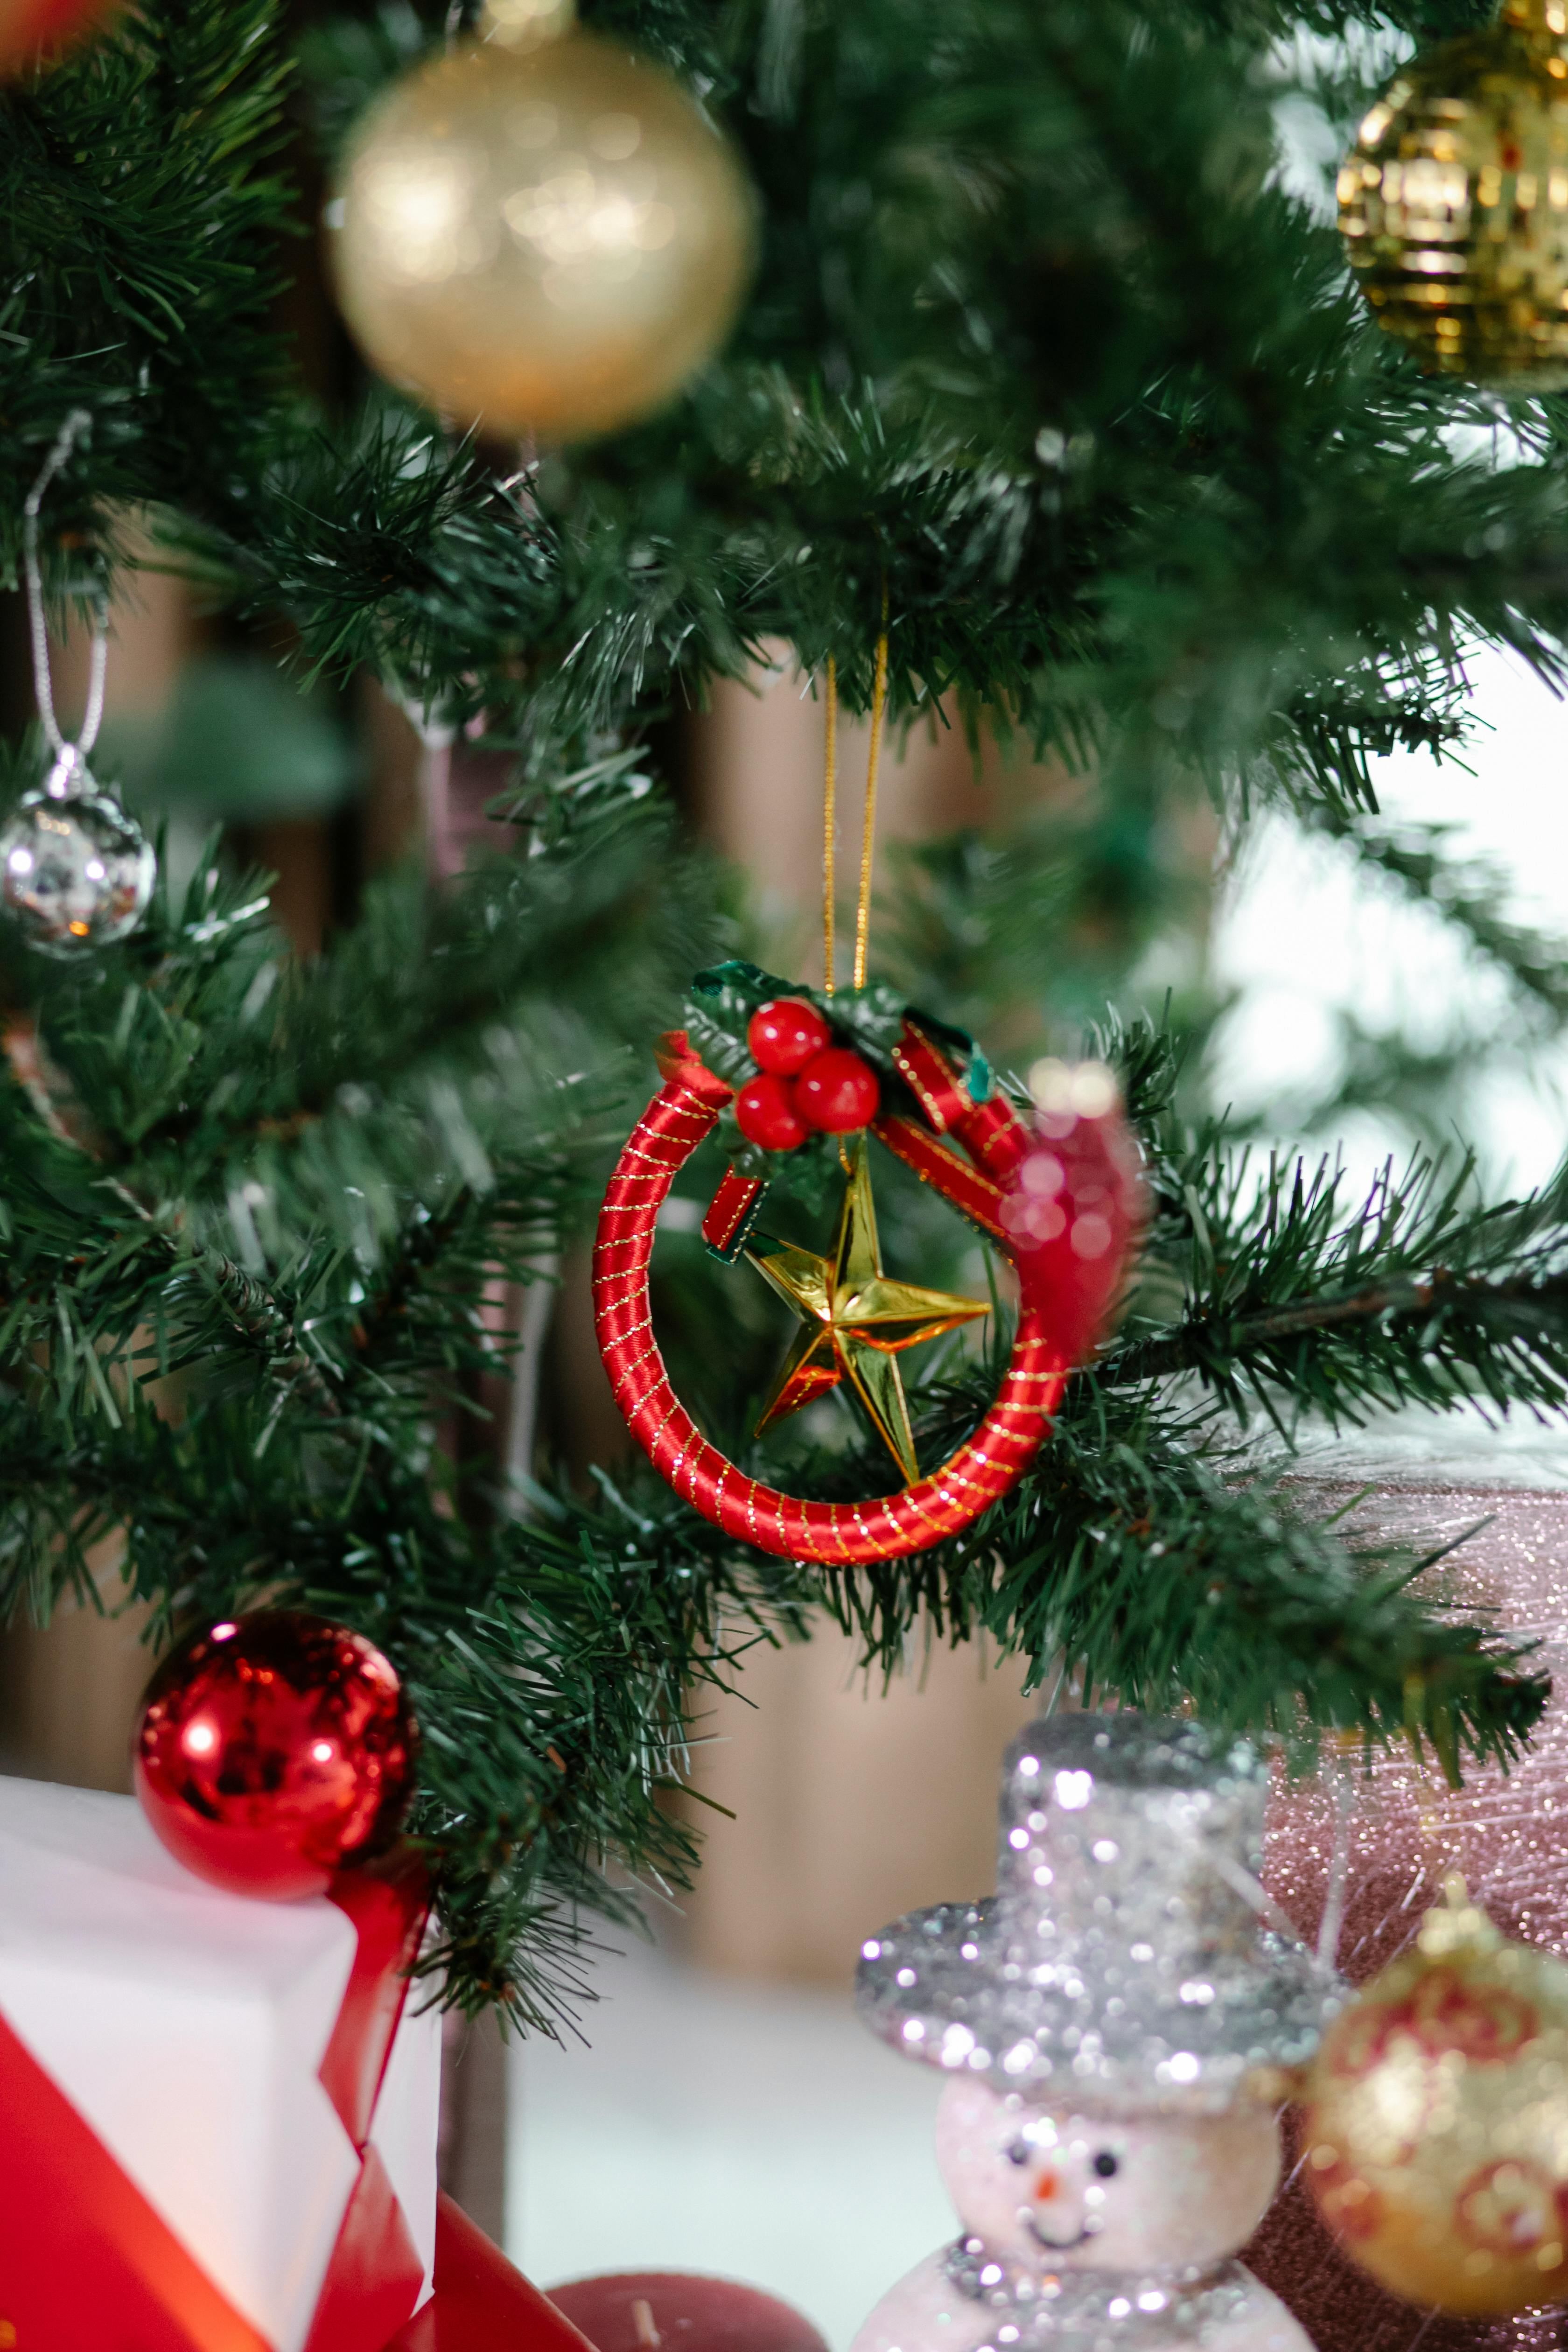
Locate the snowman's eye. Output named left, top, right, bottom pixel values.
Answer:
left=1093, top=2151, right=1120, bottom=2178
left=1007, top=2141, right=1032, bottom=2167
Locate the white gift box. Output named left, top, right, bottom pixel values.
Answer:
left=0, top=1772, right=440, bottom=2352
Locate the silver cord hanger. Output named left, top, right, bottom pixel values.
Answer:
left=23, top=408, right=109, bottom=790
left=0, top=408, right=156, bottom=954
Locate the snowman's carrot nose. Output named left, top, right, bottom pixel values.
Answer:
left=1034, top=2171, right=1059, bottom=2201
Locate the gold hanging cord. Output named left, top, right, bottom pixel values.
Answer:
left=822, top=655, right=838, bottom=996
left=822, top=586, right=890, bottom=996
left=854, top=613, right=890, bottom=991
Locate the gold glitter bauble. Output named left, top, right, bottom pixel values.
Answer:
left=330, top=19, right=756, bottom=440
left=1338, top=0, right=1568, bottom=386
left=1301, top=1877, right=1568, bottom=2315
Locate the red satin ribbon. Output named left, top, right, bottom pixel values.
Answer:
left=324, top=1858, right=430, bottom=2148
left=653, top=1029, right=734, bottom=1106
left=871, top=1113, right=1009, bottom=1244
left=889, top=1018, right=973, bottom=1134
left=0, top=1861, right=431, bottom=2352
left=700, top=1164, right=766, bottom=1259
left=309, top=1861, right=432, bottom=2350
left=302, top=2147, right=426, bottom=2352
left=387, top=2198, right=594, bottom=2352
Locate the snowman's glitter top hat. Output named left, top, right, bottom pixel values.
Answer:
left=856, top=1713, right=1344, bottom=2114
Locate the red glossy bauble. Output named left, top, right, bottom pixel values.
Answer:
left=735, top=1072, right=809, bottom=1151
left=747, top=997, right=831, bottom=1078
left=0, top=0, right=117, bottom=70
left=793, top=1046, right=880, bottom=1133
left=134, top=1610, right=416, bottom=1902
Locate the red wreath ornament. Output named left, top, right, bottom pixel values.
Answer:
left=592, top=1011, right=1142, bottom=1564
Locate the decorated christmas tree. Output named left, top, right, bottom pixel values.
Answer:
left=9, top=0, right=1568, bottom=2335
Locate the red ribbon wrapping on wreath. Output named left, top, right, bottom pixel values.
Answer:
left=592, top=1016, right=1141, bottom=1563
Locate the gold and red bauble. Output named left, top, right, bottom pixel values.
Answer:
left=134, top=1610, right=416, bottom=1903
left=329, top=0, right=756, bottom=441
left=1302, top=1876, right=1568, bottom=2315
left=1339, top=0, right=1568, bottom=386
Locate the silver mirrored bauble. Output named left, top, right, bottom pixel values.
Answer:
left=0, top=756, right=155, bottom=953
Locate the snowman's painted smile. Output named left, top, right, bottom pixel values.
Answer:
left=1027, top=2216, right=1098, bottom=2253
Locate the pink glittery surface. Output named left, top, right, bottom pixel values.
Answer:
left=1248, top=1445, right=1568, bottom=2352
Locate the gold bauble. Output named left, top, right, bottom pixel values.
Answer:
left=329, top=14, right=756, bottom=440
left=1301, top=1877, right=1568, bottom=2315
left=1338, top=0, right=1568, bottom=385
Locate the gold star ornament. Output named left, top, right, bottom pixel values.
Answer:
left=747, top=1145, right=989, bottom=1483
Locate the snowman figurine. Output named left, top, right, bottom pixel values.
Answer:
left=851, top=1715, right=1344, bottom=2352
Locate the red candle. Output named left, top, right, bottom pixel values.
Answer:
left=547, top=2273, right=828, bottom=2352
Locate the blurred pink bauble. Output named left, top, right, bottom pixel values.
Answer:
left=547, top=2273, right=828, bottom=2352
left=1002, top=1059, right=1144, bottom=1366
left=1248, top=1433, right=1568, bottom=2352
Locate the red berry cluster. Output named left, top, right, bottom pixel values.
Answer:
left=734, top=998, right=880, bottom=1151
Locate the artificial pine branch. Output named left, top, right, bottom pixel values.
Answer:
left=737, top=1365, right=1548, bottom=1777
left=1120, top=1256, right=1568, bottom=1404
left=8, top=0, right=1568, bottom=2030
left=0, top=0, right=294, bottom=579
left=1307, top=800, right=1568, bottom=1026
left=1116, top=1105, right=1568, bottom=1427
left=0, top=781, right=715, bottom=1267
left=0, top=1375, right=823, bottom=2023
left=11, top=0, right=1568, bottom=799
